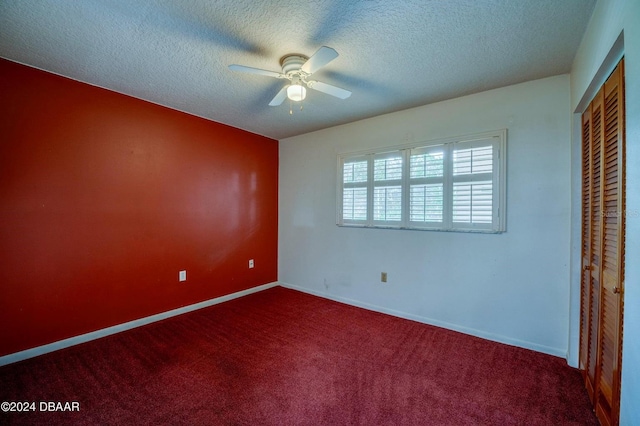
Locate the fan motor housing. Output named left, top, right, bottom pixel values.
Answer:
left=280, top=55, right=308, bottom=75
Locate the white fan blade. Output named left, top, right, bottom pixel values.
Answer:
left=229, top=64, right=283, bottom=79
left=269, top=85, right=289, bottom=106
left=301, top=46, right=339, bottom=75
left=307, top=80, right=351, bottom=99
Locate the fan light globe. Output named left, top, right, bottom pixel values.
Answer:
left=287, top=84, right=306, bottom=102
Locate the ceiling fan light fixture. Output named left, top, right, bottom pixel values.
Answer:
left=229, top=46, right=351, bottom=107
left=287, top=84, right=306, bottom=102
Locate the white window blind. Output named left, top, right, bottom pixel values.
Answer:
left=373, top=152, right=402, bottom=223
left=409, top=146, right=445, bottom=227
left=451, top=141, right=496, bottom=230
left=342, top=157, right=368, bottom=222
left=337, top=130, right=506, bottom=232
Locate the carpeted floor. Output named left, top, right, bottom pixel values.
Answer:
left=0, top=286, right=597, bottom=425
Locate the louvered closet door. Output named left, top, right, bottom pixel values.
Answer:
left=595, top=60, right=625, bottom=426
left=580, top=58, right=625, bottom=426
left=579, top=107, right=592, bottom=385
left=587, top=87, right=604, bottom=403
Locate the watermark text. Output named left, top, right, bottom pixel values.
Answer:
left=1, top=401, right=80, bottom=412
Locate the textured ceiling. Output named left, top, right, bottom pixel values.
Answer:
left=0, top=0, right=595, bottom=140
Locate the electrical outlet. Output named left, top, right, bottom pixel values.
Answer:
left=381, top=272, right=387, bottom=283
left=179, top=270, right=187, bottom=282
left=249, top=259, right=254, bottom=269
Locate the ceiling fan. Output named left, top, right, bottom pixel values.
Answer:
left=229, top=46, right=351, bottom=107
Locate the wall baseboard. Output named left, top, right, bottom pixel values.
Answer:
left=280, top=282, right=566, bottom=359
left=0, top=282, right=279, bottom=367
left=2, top=281, right=566, bottom=368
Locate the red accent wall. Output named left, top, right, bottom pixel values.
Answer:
left=0, top=59, right=278, bottom=357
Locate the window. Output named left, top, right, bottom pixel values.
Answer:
left=337, top=130, right=506, bottom=232
left=342, top=157, right=368, bottom=221
left=373, top=153, right=403, bottom=222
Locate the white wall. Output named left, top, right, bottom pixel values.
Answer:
left=279, top=75, right=572, bottom=357
left=569, top=0, right=640, bottom=423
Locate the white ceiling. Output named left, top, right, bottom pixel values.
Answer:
left=0, top=0, right=595, bottom=140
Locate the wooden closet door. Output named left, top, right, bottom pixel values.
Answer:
left=595, top=60, right=625, bottom=426
left=579, top=105, right=593, bottom=392
left=580, top=58, right=625, bottom=426
left=588, top=86, right=604, bottom=403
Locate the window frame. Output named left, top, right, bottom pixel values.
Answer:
left=336, top=130, right=507, bottom=233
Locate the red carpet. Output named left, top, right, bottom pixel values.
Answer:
left=0, top=286, right=597, bottom=425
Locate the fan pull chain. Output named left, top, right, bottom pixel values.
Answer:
left=288, top=99, right=303, bottom=115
